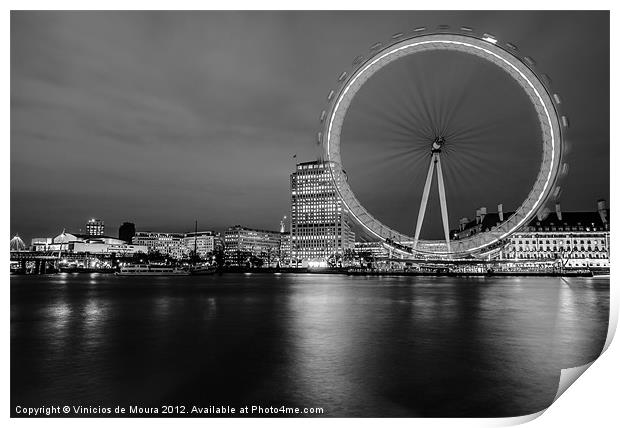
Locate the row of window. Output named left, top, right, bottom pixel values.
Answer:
left=507, top=253, right=608, bottom=259
left=512, top=239, right=606, bottom=245
left=509, top=246, right=606, bottom=252
left=528, top=226, right=607, bottom=232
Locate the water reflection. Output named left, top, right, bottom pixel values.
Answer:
left=49, top=300, right=72, bottom=334
left=11, top=274, right=609, bottom=417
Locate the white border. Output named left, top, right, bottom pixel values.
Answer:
left=3, top=3, right=616, bottom=428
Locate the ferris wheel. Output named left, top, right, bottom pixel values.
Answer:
left=318, top=27, right=569, bottom=257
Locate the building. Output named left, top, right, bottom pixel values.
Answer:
left=453, top=200, right=610, bottom=268
left=290, top=160, right=355, bottom=265
left=31, top=230, right=146, bottom=255
left=132, top=231, right=184, bottom=258
left=118, top=222, right=136, bottom=243
left=31, top=237, right=53, bottom=251
left=182, top=231, right=218, bottom=258
left=279, top=232, right=292, bottom=266
left=69, top=242, right=148, bottom=255
left=500, top=200, right=610, bottom=269
left=354, top=241, right=389, bottom=259
left=224, top=225, right=281, bottom=267
left=86, top=218, right=105, bottom=236
left=451, top=205, right=513, bottom=241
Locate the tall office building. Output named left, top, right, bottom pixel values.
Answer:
left=290, top=160, right=355, bottom=265
left=118, top=222, right=136, bottom=243
left=86, top=218, right=104, bottom=236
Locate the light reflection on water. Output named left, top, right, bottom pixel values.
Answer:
left=11, top=274, right=609, bottom=417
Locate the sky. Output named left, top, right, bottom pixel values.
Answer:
left=11, top=11, right=609, bottom=242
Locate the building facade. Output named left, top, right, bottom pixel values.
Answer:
left=86, top=218, right=105, bottom=236
left=132, top=231, right=184, bottom=258
left=279, top=232, right=291, bottom=266
left=31, top=237, right=53, bottom=251
left=182, top=231, right=218, bottom=258
left=450, top=200, right=610, bottom=268
left=224, top=225, right=281, bottom=267
left=500, top=201, right=610, bottom=269
left=290, top=160, right=355, bottom=265
left=31, top=231, right=147, bottom=255
left=354, top=241, right=389, bottom=259
left=69, top=242, right=148, bottom=255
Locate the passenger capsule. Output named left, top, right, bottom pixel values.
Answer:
left=506, top=42, right=518, bottom=50
left=317, top=132, right=322, bottom=144
left=352, top=55, right=364, bottom=66
left=460, top=26, right=473, bottom=32
left=319, top=110, right=326, bottom=122
left=523, top=56, right=536, bottom=67
left=438, top=24, right=450, bottom=30
left=482, top=33, right=498, bottom=44
left=561, top=115, right=569, bottom=128
left=552, top=186, right=562, bottom=199
left=560, top=163, right=569, bottom=176
left=413, top=26, right=426, bottom=32
left=337, top=71, right=347, bottom=82
left=369, top=42, right=382, bottom=51
left=553, top=93, right=562, bottom=104
left=391, top=32, right=404, bottom=39
left=327, top=90, right=334, bottom=101
left=537, top=207, right=550, bottom=221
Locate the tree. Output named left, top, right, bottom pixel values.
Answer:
left=213, top=248, right=225, bottom=269
left=132, top=251, right=147, bottom=264
left=244, top=254, right=261, bottom=268
left=343, top=249, right=357, bottom=267
left=358, top=251, right=373, bottom=268
left=146, top=250, right=167, bottom=264
left=328, top=252, right=343, bottom=267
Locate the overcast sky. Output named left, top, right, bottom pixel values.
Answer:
left=11, top=11, right=609, bottom=242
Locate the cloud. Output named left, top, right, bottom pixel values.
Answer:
left=10, top=11, right=609, bottom=241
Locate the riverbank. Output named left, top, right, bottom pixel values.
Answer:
left=224, top=266, right=596, bottom=277
left=11, top=266, right=602, bottom=277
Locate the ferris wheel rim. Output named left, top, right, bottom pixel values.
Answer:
left=320, top=31, right=566, bottom=256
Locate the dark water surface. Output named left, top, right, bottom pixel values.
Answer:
left=11, top=273, right=609, bottom=417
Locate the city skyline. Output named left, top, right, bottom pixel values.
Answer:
left=12, top=158, right=610, bottom=245
left=11, top=11, right=609, bottom=243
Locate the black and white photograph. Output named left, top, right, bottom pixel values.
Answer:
left=8, top=7, right=614, bottom=421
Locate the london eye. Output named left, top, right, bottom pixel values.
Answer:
left=318, top=27, right=569, bottom=258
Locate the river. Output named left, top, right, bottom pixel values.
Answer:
left=10, top=273, right=609, bottom=417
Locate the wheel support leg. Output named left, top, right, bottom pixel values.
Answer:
left=414, top=154, right=436, bottom=248
left=435, top=155, right=451, bottom=252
